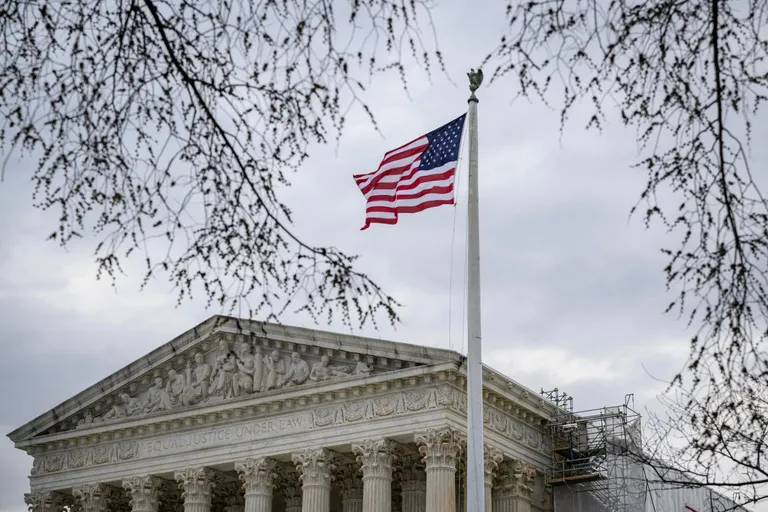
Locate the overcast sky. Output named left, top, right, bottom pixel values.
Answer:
left=0, top=1, right=754, bottom=510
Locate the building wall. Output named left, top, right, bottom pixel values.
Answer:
left=552, top=463, right=745, bottom=512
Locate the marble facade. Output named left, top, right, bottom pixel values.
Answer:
left=9, top=316, right=556, bottom=512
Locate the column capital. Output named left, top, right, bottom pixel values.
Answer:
left=122, top=476, right=163, bottom=511
left=483, top=446, right=503, bottom=488
left=497, top=460, right=536, bottom=501
left=335, top=463, right=363, bottom=501
left=398, top=453, right=426, bottom=485
left=159, top=480, right=184, bottom=512
left=292, top=447, right=336, bottom=488
left=276, top=468, right=303, bottom=512
left=25, top=491, right=70, bottom=512
left=235, top=457, right=277, bottom=495
left=352, top=438, right=396, bottom=479
left=414, top=427, right=464, bottom=469
left=213, top=480, right=244, bottom=512
left=73, top=484, right=119, bottom=512
left=174, top=468, right=216, bottom=505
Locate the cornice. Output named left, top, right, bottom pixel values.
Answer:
left=19, top=361, right=549, bottom=456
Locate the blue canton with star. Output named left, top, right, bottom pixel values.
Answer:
left=418, top=114, right=467, bottom=172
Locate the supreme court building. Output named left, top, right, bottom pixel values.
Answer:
left=9, top=316, right=556, bottom=512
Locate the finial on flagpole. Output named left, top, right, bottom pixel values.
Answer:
left=467, top=68, right=484, bottom=102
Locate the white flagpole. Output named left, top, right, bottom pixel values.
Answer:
left=466, top=68, right=485, bottom=512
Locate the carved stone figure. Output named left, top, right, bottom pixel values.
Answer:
left=353, top=361, right=374, bottom=376
left=309, top=355, right=351, bottom=382
left=144, top=377, right=168, bottom=414
left=102, top=393, right=142, bottom=421
left=233, top=340, right=255, bottom=397
left=104, top=393, right=144, bottom=420
left=78, top=411, right=94, bottom=426
left=264, top=350, right=286, bottom=391
left=252, top=344, right=265, bottom=392
left=209, top=340, right=237, bottom=399
left=164, top=369, right=194, bottom=408
left=188, top=352, right=212, bottom=402
left=283, top=352, right=310, bottom=388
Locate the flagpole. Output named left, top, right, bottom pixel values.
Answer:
left=466, top=68, right=485, bottom=512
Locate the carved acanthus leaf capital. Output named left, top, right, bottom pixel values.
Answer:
left=414, top=427, right=464, bottom=469
left=292, top=448, right=336, bottom=488
left=25, top=491, right=70, bottom=512
left=497, top=460, right=536, bottom=500
left=484, top=445, right=504, bottom=487
left=159, top=480, right=184, bottom=512
left=174, top=468, right=216, bottom=504
left=399, top=453, right=426, bottom=484
left=335, top=462, right=363, bottom=500
left=122, top=476, right=163, bottom=511
left=235, top=457, right=277, bottom=495
left=213, top=480, right=244, bottom=512
left=352, top=438, right=396, bottom=478
left=73, top=484, right=118, bottom=512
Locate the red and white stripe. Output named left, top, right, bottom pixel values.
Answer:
left=354, top=136, right=456, bottom=230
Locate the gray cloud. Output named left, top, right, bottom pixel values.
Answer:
left=2, top=0, right=761, bottom=510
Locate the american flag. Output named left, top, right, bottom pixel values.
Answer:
left=354, top=114, right=466, bottom=230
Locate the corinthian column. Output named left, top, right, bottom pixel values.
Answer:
left=25, top=491, right=69, bottom=512
left=282, top=473, right=303, bottom=512
left=414, top=427, right=464, bottom=512
left=511, top=460, right=536, bottom=512
left=399, top=453, right=426, bottom=512
left=235, top=457, right=276, bottom=512
left=73, top=484, right=118, bottom=512
left=123, top=476, right=163, bottom=512
left=175, top=468, right=216, bottom=512
left=493, top=460, right=536, bottom=512
left=336, top=463, right=363, bottom=512
left=292, top=448, right=335, bottom=512
left=352, top=438, right=395, bottom=512
left=483, top=447, right=503, bottom=512
left=217, top=481, right=245, bottom=512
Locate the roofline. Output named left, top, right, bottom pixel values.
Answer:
left=7, top=315, right=466, bottom=442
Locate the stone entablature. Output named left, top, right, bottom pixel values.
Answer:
left=25, top=431, right=550, bottom=512
left=23, top=365, right=549, bottom=486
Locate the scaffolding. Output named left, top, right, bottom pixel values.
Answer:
left=540, top=390, right=644, bottom=512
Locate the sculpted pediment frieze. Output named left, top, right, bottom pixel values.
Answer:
left=36, top=331, right=424, bottom=437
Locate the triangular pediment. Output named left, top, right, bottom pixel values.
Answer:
left=8, top=316, right=461, bottom=444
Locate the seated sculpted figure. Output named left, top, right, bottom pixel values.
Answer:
left=283, top=352, right=310, bottom=387
left=187, top=352, right=212, bottom=402
left=264, top=350, right=286, bottom=391
left=165, top=368, right=195, bottom=408
left=144, top=377, right=168, bottom=413
left=353, top=361, right=374, bottom=376
left=102, top=393, right=142, bottom=420
left=309, top=355, right=350, bottom=382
